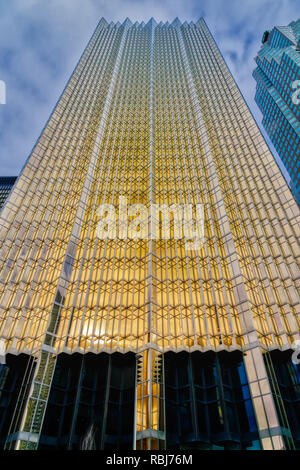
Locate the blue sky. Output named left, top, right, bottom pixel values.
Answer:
left=0, top=0, right=299, bottom=177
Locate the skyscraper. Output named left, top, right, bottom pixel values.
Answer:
left=0, top=177, right=17, bottom=210
left=253, top=18, right=300, bottom=205
left=0, top=18, right=299, bottom=451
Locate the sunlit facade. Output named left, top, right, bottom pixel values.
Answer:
left=0, top=18, right=300, bottom=451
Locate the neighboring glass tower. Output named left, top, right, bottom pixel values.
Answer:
left=0, top=177, right=17, bottom=210
left=0, top=18, right=299, bottom=451
left=253, top=18, right=300, bottom=205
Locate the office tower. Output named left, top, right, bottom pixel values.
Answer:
left=0, top=177, right=17, bottom=210
left=0, top=17, right=299, bottom=451
left=253, top=18, right=300, bottom=205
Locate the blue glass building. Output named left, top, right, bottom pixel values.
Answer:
left=0, top=176, right=17, bottom=210
left=253, top=19, right=300, bottom=205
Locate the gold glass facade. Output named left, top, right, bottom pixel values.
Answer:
left=0, top=18, right=299, bottom=450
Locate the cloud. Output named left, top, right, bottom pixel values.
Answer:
left=0, top=0, right=298, bottom=176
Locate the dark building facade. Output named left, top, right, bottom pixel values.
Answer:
left=1, top=350, right=300, bottom=450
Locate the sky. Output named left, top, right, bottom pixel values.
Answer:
left=0, top=0, right=299, bottom=178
